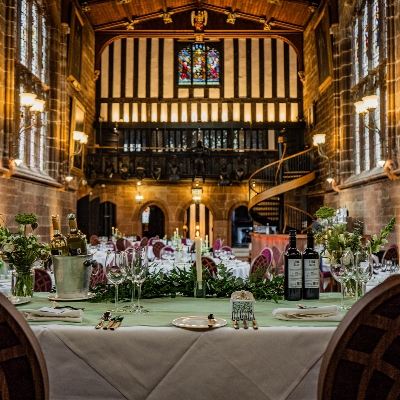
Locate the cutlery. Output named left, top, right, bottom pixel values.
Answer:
left=296, top=304, right=317, bottom=309
left=233, top=319, right=239, bottom=329
left=96, top=311, right=111, bottom=329
left=242, top=317, right=248, bottom=329
left=252, top=319, right=258, bottom=330
left=103, top=316, right=116, bottom=330
left=110, top=316, right=124, bottom=330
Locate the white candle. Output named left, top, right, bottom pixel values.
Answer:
left=205, top=235, right=209, bottom=248
left=195, top=236, right=202, bottom=288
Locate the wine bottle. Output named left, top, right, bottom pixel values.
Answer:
left=302, top=230, right=320, bottom=300
left=66, top=214, right=87, bottom=256
left=50, top=215, right=68, bottom=256
left=284, top=230, right=302, bottom=301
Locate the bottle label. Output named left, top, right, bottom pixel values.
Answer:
left=51, top=249, right=63, bottom=256
left=304, top=259, right=319, bottom=288
left=288, top=259, right=302, bottom=288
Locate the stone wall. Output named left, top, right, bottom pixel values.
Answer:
left=302, top=0, right=400, bottom=248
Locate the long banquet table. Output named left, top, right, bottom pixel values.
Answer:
left=18, top=293, right=344, bottom=400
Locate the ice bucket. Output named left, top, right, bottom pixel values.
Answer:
left=52, top=255, right=93, bottom=299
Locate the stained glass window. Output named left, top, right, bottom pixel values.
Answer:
left=15, top=0, right=49, bottom=171
left=353, top=0, right=386, bottom=174
left=178, top=43, right=220, bottom=86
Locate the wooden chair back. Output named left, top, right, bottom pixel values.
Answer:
left=318, top=274, right=400, bottom=400
left=152, top=241, right=165, bottom=259
left=34, top=269, right=52, bottom=292
left=0, top=293, right=49, bottom=399
left=193, top=256, right=218, bottom=278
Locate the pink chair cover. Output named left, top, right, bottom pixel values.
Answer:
left=181, top=238, right=187, bottom=245
left=160, top=246, right=175, bottom=260
left=272, top=245, right=284, bottom=270
left=213, top=238, right=222, bottom=251
left=105, top=241, right=116, bottom=251
left=260, top=247, right=273, bottom=264
left=220, top=246, right=233, bottom=253
left=148, top=237, right=158, bottom=246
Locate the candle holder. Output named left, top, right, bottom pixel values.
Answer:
left=194, top=281, right=206, bottom=298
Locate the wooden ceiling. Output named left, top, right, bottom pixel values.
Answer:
left=79, top=0, right=321, bottom=36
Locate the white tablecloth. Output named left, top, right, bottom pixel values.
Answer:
left=31, top=324, right=335, bottom=400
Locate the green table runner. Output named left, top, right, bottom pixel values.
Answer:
left=17, top=292, right=345, bottom=328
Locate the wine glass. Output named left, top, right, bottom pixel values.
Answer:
left=330, top=250, right=354, bottom=310
left=124, top=248, right=137, bottom=312
left=105, top=251, right=127, bottom=312
left=354, top=251, right=373, bottom=296
left=131, top=246, right=149, bottom=314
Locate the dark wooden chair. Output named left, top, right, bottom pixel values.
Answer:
left=152, top=241, right=165, bottom=259
left=249, top=254, right=270, bottom=276
left=382, top=246, right=398, bottom=262
left=193, top=256, right=218, bottom=278
left=0, top=293, right=49, bottom=399
left=33, top=269, right=52, bottom=292
left=139, top=237, right=149, bottom=247
left=318, top=274, right=400, bottom=400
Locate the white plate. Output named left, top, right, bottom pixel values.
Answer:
left=48, top=293, right=94, bottom=301
left=172, top=316, right=227, bottom=329
left=9, top=296, right=31, bottom=305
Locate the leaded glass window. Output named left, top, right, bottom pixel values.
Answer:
left=178, top=43, right=220, bottom=86
left=353, top=0, right=386, bottom=174
left=15, top=0, right=49, bottom=172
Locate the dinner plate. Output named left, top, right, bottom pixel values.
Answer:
left=48, top=293, right=94, bottom=301
left=9, top=296, right=31, bottom=305
left=172, top=316, right=227, bottom=329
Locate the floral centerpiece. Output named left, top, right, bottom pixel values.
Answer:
left=314, top=206, right=395, bottom=261
left=0, top=213, right=50, bottom=297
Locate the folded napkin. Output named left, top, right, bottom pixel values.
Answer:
left=272, top=305, right=343, bottom=321
left=20, top=307, right=83, bottom=323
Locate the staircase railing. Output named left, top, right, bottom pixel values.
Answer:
left=248, top=147, right=314, bottom=198
left=284, top=205, right=314, bottom=234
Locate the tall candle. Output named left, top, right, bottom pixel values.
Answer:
left=205, top=235, right=209, bottom=248
left=195, top=235, right=202, bottom=288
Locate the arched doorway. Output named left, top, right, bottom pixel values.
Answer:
left=142, top=205, right=165, bottom=238
left=231, top=205, right=252, bottom=247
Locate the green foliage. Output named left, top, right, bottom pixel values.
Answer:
left=315, top=206, right=336, bottom=220
left=89, top=265, right=285, bottom=304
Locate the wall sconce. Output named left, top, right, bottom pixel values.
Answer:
left=65, top=130, right=88, bottom=184
left=135, top=193, right=143, bottom=204
left=14, top=92, right=45, bottom=166
left=354, top=94, right=385, bottom=167
left=313, top=134, right=333, bottom=183
left=192, top=187, right=202, bottom=203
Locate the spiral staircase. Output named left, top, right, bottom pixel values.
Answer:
left=248, top=147, right=315, bottom=233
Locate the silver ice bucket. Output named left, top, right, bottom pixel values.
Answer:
left=52, top=255, right=93, bottom=299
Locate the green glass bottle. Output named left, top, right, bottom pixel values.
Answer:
left=66, top=214, right=87, bottom=256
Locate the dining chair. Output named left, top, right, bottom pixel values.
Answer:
left=249, top=254, right=270, bottom=276
left=271, top=245, right=284, bottom=272
left=89, top=262, right=106, bottom=289
left=90, top=235, right=100, bottom=246
left=116, top=237, right=132, bottom=251
left=0, top=292, right=49, bottom=399
left=148, top=237, right=159, bottom=246
left=213, top=238, right=222, bottom=251
left=34, top=269, right=52, bottom=292
left=382, top=246, right=398, bottom=262
left=193, top=256, right=218, bottom=278
left=318, top=273, right=400, bottom=400
left=260, top=247, right=273, bottom=264
left=105, top=241, right=116, bottom=251
left=152, top=241, right=165, bottom=259
left=140, top=237, right=149, bottom=247
left=220, top=245, right=233, bottom=253
left=160, top=246, right=175, bottom=261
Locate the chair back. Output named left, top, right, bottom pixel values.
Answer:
left=89, top=263, right=106, bottom=289
left=160, top=246, right=175, bottom=261
left=152, top=241, right=165, bottom=259
left=250, top=254, right=270, bottom=275
left=318, top=274, right=400, bottom=400
left=148, top=237, right=159, bottom=246
left=220, top=245, right=233, bottom=253
left=116, top=237, right=132, bottom=251
left=283, top=242, right=290, bottom=253
left=90, top=235, right=100, bottom=246
left=193, top=256, right=218, bottom=278
left=213, top=238, right=222, bottom=251
left=140, top=237, right=149, bottom=247
left=34, top=269, right=52, bottom=292
left=260, top=247, right=273, bottom=264
left=271, top=245, right=284, bottom=270
left=0, top=293, right=49, bottom=399
left=382, top=246, right=398, bottom=261
left=181, top=238, right=187, bottom=245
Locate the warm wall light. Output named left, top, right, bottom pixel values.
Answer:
left=313, top=134, right=326, bottom=146
left=19, top=92, right=37, bottom=107
left=362, top=94, right=379, bottom=110
left=73, top=131, right=88, bottom=144
left=135, top=193, right=143, bottom=204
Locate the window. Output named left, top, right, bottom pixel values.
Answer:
left=15, top=0, right=49, bottom=171
left=178, top=43, right=220, bottom=86
left=353, top=0, right=386, bottom=173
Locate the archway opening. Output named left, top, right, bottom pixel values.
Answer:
left=142, top=205, right=165, bottom=238
left=231, top=206, right=252, bottom=248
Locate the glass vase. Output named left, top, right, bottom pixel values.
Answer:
left=11, top=267, right=35, bottom=298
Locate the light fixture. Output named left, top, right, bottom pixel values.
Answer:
left=135, top=193, right=143, bottom=204
left=354, top=94, right=385, bottom=168
left=65, top=174, right=73, bottom=183
left=313, top=134, right=333, bottom=183
left=13, top=92, right=46, bottom=168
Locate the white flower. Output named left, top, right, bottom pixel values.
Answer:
left=27, top=244, right=33, bottom=249
left=3, top=243, right=15, bottom=252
